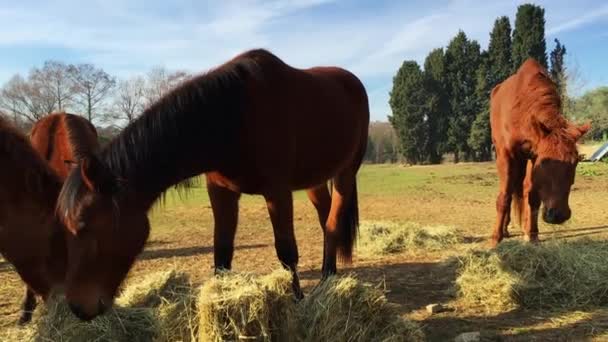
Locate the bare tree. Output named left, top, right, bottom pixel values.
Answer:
left=0, top=74, right=56, bottom=123
left=68, top=63, right=116, bottom=123
left=31, top=61, right=76, bottom=111
left=143, top=66, right=191, bottom=107
left=111, top=76, right=145, bottom=124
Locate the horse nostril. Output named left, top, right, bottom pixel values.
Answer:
left=545, top=208, right=556, bottom=221
left=68, top=302, right=96, bottom=321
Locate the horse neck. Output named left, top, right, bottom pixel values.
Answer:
left=102, top=94, right=240, bottom=210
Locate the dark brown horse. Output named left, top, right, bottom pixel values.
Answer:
left=0, top=117, right=67, bottom=324
left=57, top=49, right=369, bottom=320
left=490, top=58, right=590, bottom=246
left=13, top=113, right=99, bottom=324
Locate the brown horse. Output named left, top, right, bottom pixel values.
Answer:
left=0, top=117, right=67, bottom=324
left=13, top=113, right=99, bottom=324
left=57, top=49, right=369, bottom=320
left=30, top=112, right=99, bottom=178
left=490, top=58, right=590, bottom=246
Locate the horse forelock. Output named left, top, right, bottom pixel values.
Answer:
left=56, top=169, right=86, bottom=224
left=536, top=130, right=580, bottom=163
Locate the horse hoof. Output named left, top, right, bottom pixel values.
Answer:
left=523, top=235, right=539, bottom=244
left=488, top=239, right=500, bottom=249
left=18, top=313, right=32, bottom=325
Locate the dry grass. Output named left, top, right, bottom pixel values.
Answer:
left=358, top=221, right=462, bottom=256
left=0, top=269, right=194, bottom=342
left=297, top=275, right=424, bottom=342
left=456, top=239, right=608, bottom=312
left=197, top=269, right=296, bottom=342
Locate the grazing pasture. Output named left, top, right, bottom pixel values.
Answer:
left=1, top=160, right=607, bottom=341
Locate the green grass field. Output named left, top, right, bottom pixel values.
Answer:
left=1, top=161, right=607, bottom=341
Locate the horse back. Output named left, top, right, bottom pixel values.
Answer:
left=219, top=50, right=370, bottom=192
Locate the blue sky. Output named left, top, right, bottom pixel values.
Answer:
left=0, top=0, right=606, bottom=121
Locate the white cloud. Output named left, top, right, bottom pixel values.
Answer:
left=546, top=4, right=608, bottom=35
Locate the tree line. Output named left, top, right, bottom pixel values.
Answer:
left=389, top=3, right=571, bottom=165
left=0, top=61, right=191, bottom=130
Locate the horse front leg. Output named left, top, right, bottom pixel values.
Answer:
left=491, top=153, right=519, bottom=247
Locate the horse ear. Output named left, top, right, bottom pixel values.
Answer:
left=80, top=155, right=116, bottom=194
left=572, top=122, right=591, bottom=141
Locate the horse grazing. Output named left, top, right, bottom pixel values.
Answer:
left=0, top=117, right=67, bottom=324
left=12, top=113, right=99, bottom=324
left=57, top=48, right=369, bottom=320
left=490, top=58, right=590, bottom=246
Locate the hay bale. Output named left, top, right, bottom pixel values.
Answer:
left=359, top=221, right=461, bottom=256
left=34, top=296, right=158, bottom=342
left=0, top=324, right=36, bottom=342
left=117, top=269, right=198, bottom=341
left=117, top=269, right=197, bottom=342
left=456, top=239, right=608, bottom=311
left=197, top=269, right=296, bottom=342
left=118, top=268, right=191, bottom=308
left=7, top=268, right=197, bottom=342
left=297, top=275, right=424, bottom=342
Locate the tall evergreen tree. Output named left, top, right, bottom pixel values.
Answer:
left=389, top=61, right=428, bottom=164
left=488, top=16, right=512, bottom=87
left=423, top=48, right=449, bottom=163
left=550, top=38, right=567, bottom=103
left=512, top=3, right=547, bottom=70
left=469, top=58, right=493, bottom=161
left=444, top=31, right=481, bottom=162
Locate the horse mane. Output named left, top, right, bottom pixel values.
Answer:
left=514, top=59, right=579, bottom=162
left=0, top=117, right=61, bottom=198
left=63, top=112, right=99, bottom=159
left=58, top=49, right=271, bottom=215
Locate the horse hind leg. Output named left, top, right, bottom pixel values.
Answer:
left=18, top=287, right=37, bottom=325
left=264, top=189, right=303, bottom=299
left=207, top=179, right=241, bottom=272
left=323, top=170, right=359, bottom=278
left=306, top=183, right=331, bottom=273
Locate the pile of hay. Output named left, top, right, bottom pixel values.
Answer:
left=197, top=269, right=296, bottom=341
left=358, top=221, right=461, bottom=256
left=2, top=268, right=423, bottom=341
left=197, top=269, right=423, bottom=341
left=298, top=275, right=424, bottom=342
left=118, top=269, right=198, bottom=342
left=456, top=239, right=608, bottom=312
left=2, top=269, right=194, bottom=342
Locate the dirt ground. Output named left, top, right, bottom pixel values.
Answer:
left=1, top=161, right=608, bottom=341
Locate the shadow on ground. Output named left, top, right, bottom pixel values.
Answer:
left=139, top=243, right=267, bottom=261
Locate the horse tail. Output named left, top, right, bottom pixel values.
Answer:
left=511, top=178, right=525, bottom=229
left=337, top=179, right=359, bottom=263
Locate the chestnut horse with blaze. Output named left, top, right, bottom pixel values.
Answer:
left=57, top=49, right=370, bottom=320
left=0, top=117, right=67, bottom=324
left=490, top=59, right=590, bottom=246
left=11, top=113, right=99, bottom=323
